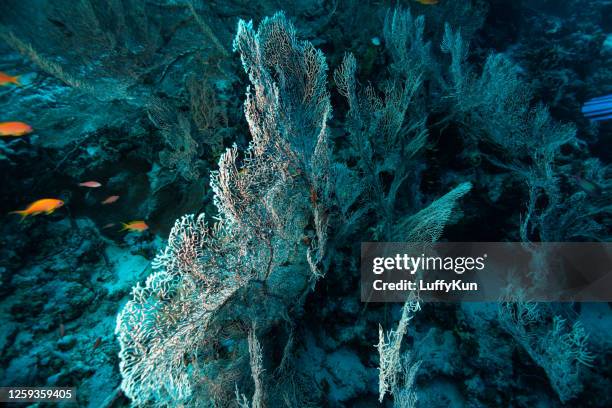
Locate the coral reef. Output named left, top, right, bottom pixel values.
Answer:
left=1, top=1, right=611, bottom=407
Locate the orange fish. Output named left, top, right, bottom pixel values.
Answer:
left=121, top=221, right=149, bottom=232
left=0, top=121, right=32, bottom=137
left=78, top=181, right=102, bottom=188
left=101, top=195, right=120, bottom=205
left=415, top=0, right=438, bottom=4
left=93, top=337, right=102, bottom=351
left=9, top=198, right=64, bottom=219
left=0, top=71, right=21, bottom=86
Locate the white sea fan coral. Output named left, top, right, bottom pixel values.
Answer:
left=116, top=12, right=331, bottom=406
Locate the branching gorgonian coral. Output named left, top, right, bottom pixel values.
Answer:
left=377, top=297, right=422, bottom=404
left=434, top=14, right=600, bottom=403
left=436, top=23, right=607, bottom=244
left=333, top=8, right=472, bottom=242
left=360, top=7, right=599, bottom=405
left=499, top=300, right=594, bottom=403
left=116, top=12, right=331, bottom=406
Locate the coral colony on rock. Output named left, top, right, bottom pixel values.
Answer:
left=0, top=0, right=611, bottom=407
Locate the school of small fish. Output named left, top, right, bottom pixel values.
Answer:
left=2, top=69, right=147, bottom=232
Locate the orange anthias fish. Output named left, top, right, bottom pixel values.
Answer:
left=0, top=71, right=21, bottom=86
left=415, top=0, right=439, bottom=5
left=9, top=198, right=64, bottom=219
left=121, top=221, right=149, bottom=232
left=101, top=195, right=120, bottom=205
left=0, top=121, right=32, bottom=137
left=78, top=181, right=102, bottom=188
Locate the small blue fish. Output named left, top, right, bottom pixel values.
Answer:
left=582, top=94, right=612, bottom=122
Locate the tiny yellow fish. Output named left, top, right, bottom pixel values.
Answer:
left=120, top=221, right=149, bottom=232
left=10, top=198, right=64, bottom=219
left=0, top=121, right=32, bottom=137
left=0, top=71, right=21, bottom=86
left=415, top=0, right=439, bottom=5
